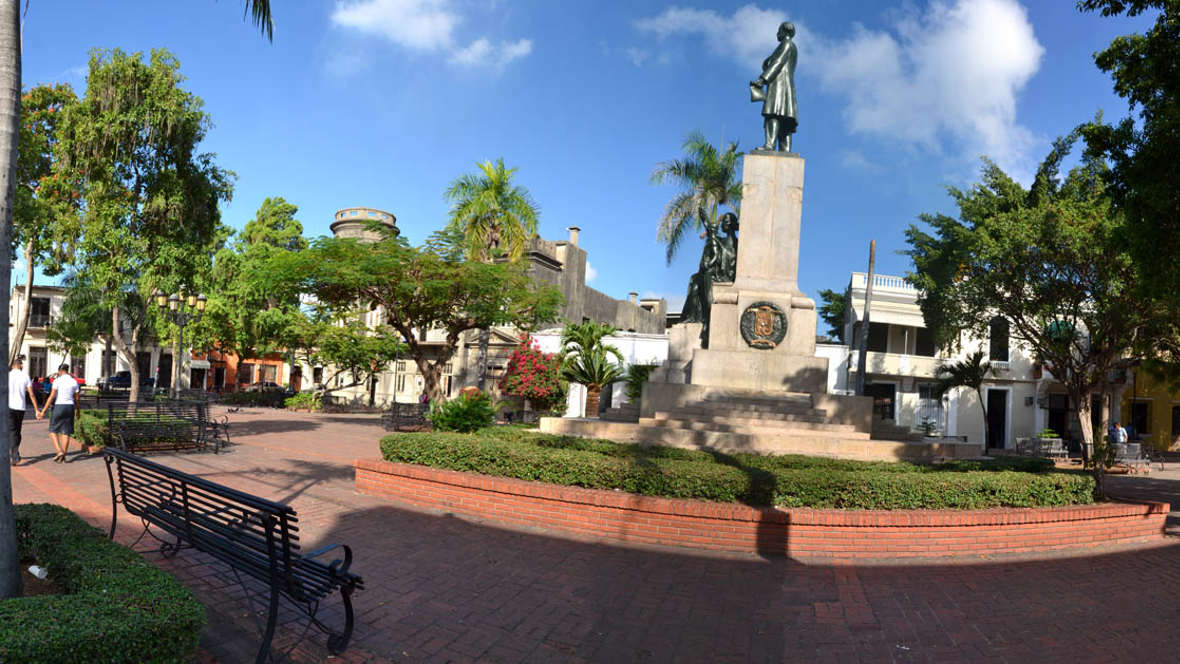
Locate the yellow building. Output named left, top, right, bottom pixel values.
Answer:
left=1120, top=365, right=1180, bottom=452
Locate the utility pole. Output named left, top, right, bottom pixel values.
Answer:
left=854, top=240, right=876, bottom=396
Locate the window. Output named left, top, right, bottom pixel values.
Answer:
left=28, top=347, right=46, bottom=380
left=350, top=210, right=359, bottom=217
left=396, top=361, right=407, bottom=372
left=989, top=317, right=1010, bottom=362
left=367, top=211, right=376, bottom=218
left=239, top=363, right=255, bottom=384
left=419, top=328, right=428, bottom=342
left=261, top=364, right=277, bottom=383
left=917, top=383, right=943, bottom=428
left=1131, top=401, right=1150, bottom=435
left=312, top=366, right=323, bottom=384
left=29, top=297, right=50, bottom=327
left=914, top=327, right=936, bottom=357
left=866, top=322, right=888, bottom=353
left=444, top=362, right=453, bottom=375
left=1172, top=406, right=1180, bottom=438
left=396, top=375, right=406, bottom=392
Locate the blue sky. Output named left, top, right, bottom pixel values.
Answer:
left=22, top=1, right=1153, bottom=324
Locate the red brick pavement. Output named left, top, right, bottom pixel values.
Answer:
left=12, top=408, right=1180, bottom=663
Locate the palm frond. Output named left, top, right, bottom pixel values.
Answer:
left=244, top=0, right=274, bottom=41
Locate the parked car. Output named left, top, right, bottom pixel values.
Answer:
left=96, top=371, right=154, bottom=390
left=245, top=381, right=287, bottom=393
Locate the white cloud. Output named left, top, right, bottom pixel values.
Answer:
left=624, top=47, right=649, bottom=67
left=331, top=0, right=458, bottom=51
left=634, top=1, right=1045, bottom=176
left=450, top=38, right=533, bottom=68
left=331, top=0, right=532, bottom=69
left=585, top=261, right=598, bottom=284
left=840, top=150, right=883, bottom=172
left=635, top=4, right=793, bottom=70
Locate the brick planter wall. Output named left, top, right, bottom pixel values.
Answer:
left=355, top=459, right=1169, bottom=562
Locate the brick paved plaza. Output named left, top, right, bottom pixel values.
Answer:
left=12, top=408, right=1180, bottom=663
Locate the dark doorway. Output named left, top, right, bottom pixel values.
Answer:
left=158, top=353, right=173, bottom=391
left=863, top=383, right=896, bottom=422
left=291, top=366, right=302, bottom=392
left=136, top=352, right=152, bottom=382
left=28, top=347, right=46, bottom=381
left=213, top=366, right=226, bottom=390
left=190, top=368, right=207, bottom=391
left=987, top=388, right=1007, bottom=449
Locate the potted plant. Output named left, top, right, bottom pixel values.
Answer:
left=560, top=321, right=624, bottom=419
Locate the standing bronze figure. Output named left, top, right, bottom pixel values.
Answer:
left=680, top=211, right=739, bottom=348
left=750, top=22, right=798, bottom=152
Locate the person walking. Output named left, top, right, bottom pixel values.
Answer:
left=36, top=364, right=80, bottom=462
left=8, top=356, right=36, bottom=466
left=1112, top=421, right=1129, bottom=445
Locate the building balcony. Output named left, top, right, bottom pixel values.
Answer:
left=28, top=314, right=51, bottom=328
left=847, top=350, right=942, bottom=378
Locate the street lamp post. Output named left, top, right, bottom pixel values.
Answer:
left=154, top=289, right=207, bottom=399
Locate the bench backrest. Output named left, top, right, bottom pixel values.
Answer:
left=104, top=448, right=303, bottom=591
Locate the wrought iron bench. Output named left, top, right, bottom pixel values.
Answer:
left=1114, top=442, right=1151, bottom=473
left=105, top=400, right=227, bottom=453
left=380, top=402, right=429, bottom=431
left=103, top=448, right=363, bottom=663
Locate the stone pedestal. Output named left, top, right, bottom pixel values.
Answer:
left=690, top=153, right=823, bottom=393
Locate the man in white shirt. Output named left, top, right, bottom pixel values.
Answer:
left=8, top=356, right=36, bottom=466
left=1112, top=421, right=1128, bottom=445
left=36, top=364, right=79, bottom=462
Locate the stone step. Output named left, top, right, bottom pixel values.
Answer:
left=662, top=404, right=828, bottom=420
left=539, top=417, right=985, bottom=462
left=640, top=417, right=871, bottom=439
left=651, top=412, right=860, bottom=432
left=700, top=391, right=814, bottom=406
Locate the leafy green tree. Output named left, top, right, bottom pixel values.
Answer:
left=1078, top=1, right=1180, bottom=306
left=289, top=317, right=403, bottom=401
left=817, top=288, right=848, bottom=343
left=906, top=134, right=1179, bottom=496
left=934, top=351, right=994, bottom=448
left=191, top=197, right=308, bottom=358
left=445, top=158, right=541, bottom=391
left=11, top=84, right=82, bottom=364
left=266, top=231, right=562, bottom=403
left=56, top=49, right=233, bottom=404
left=0, top=0, right=273, bottom=603
left=560, top=321, right=624, bottom=418
left=651, top=131, right=742, bottom=263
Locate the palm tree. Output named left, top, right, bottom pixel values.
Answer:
left=445, top=158, right=539, bottom=262
left=560, top=321, right=623, bottom=418
left=651, top=130, right=742, bottom=264
left=935, top=350, right=995, bottom=449
left=0, top=0, right=274, bottom=601
left=445, top=158, right=540, bottom=390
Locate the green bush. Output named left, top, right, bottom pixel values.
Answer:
left=379, top=428, right=1094, bottom=509
left=623, top=364, right=659, bottom=403
left=2, top=504, right=205, bottom=663
left=221, top=390, right=285, bottom=407
left=284, top=391, right=322, bottom=411
left=75, top=409, right=109, bottom=450
left=428, top=392, right=495, bottom=433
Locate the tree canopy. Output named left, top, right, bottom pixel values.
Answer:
left=817, top=288, right=847, bottom=343
left=265, top=231, right=563, bottom=401
left=1078, top=1, right=1180, bottom=304
left=906, top=134, right=1180, bottom=492
left=445, top=158, right=539, bottom=262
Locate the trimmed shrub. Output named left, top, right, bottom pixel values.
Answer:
left=2, top=504, right=205, bottom=663
left=222, top=390, right=285, bottom=408
left=75, top=409, right=109, bottom=450
left=428, top=392, right=495, bottom=433
left=284, top=391, right=322, bottom=411
left=379, top=428, right=1094, bottom=509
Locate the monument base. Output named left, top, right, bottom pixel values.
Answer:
left=689, top=349, right=827, bottom=393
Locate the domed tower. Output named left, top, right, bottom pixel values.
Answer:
left=330, top=206, right=398, bottom=243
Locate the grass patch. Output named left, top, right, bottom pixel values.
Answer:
left=1, top=504, right=205, bottom=663
left=379, top=428, right=1094, bottom=510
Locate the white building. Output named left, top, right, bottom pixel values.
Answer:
left=819, top=272, right=1067, bottom=449
left=8, top=285, right=188, bottom=388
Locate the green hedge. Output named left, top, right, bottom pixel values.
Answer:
left=1, top=504, right=205, bottom=663
left=75, top=409, right=109, bottom=450
left=379, top=428, right=1094, bottom=509
left=221, top=390, right=285, bottom=407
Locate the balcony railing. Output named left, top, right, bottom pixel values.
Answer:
left=850, top=272, right=917, bottom=292
left=28, top=314, right=51, bottom=328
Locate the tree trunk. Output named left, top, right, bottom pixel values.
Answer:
left=7, top=239, right=32, bottom=365
left=584, top=384, right=602, bottom=419
left=415, top=356, right=445, bottom=404
left=0, top=0, right=22, bottom=599
left=111, top=307, right=142, bottom=404
left=476, top=327, right=490, bottom=391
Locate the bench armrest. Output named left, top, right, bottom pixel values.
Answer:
left=305, top=543, right=355, bottom=577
